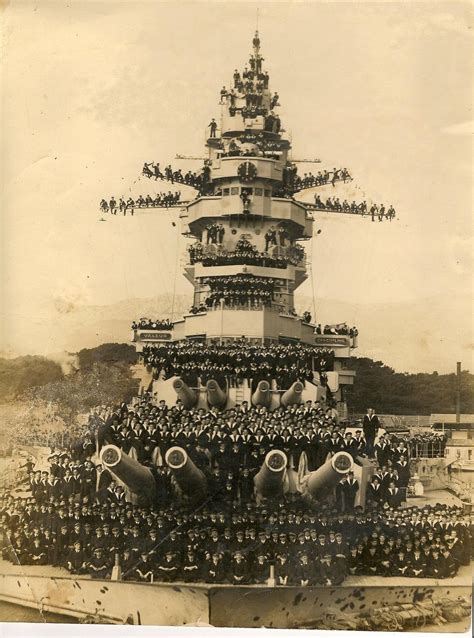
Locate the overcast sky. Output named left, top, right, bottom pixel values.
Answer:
left=2, top=1, right=472, bottom=372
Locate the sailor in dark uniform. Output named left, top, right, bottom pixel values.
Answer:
left=227, top=550, right=246, bottom=584
left=119, top=549, right=136, bottom=581
left=392, top=549, right=408, bottom=576
left=66, top=541, right=87, bottom=574
left=378, top=545, right=393, bottom=577
left=347, top=546, right=361, bottom=575
left=135, top=551, right=154, bottom=582
left=87, top=547, right=110, bottom=579
left=341, top=471, right=359, bottom=512
left=274, top=553, right=290, bottom=585
left=447, top=530, right=464, bottom=567
left=252, top=31, right=261, bottom=50
left=363, top=545, right=379, bottom=575
left=363, top=408, right=380, bottom=458
left=54, top=524, right=71, bottom=566
left=142, top=162, right=154, bottom=178
left=439, top=547, right=457, bottom=578
left=209, top=119, right=218, bottom=138
left=26, top=538, right=47, bottom=565
left=367, top=476, right=383, bottom=507
left=319, top=552, right=344, bottom=585
left=426, top=547, right=442, bottom=578
left=374, top=435, right=391, bottom=466
left=395, top=455, right=410, bottom=500
left=182, top=549, right=200, bottom=582
left=386, top=481, right=403, bottom=508
left=156, top=550, right=180, bottom=582
left=251, top=552, right=270, bottom=584
left=407, top=548, right=425, bottom=577
left=291, top=551, right=315, bottom=586
left=205, top=551, right=226, bottom=583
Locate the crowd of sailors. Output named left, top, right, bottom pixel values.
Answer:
left=219, top=137, right=282, bottom=160
left=100, top=192, right=183, bottom=215
left=277, top=166, right=352, bottom=198
left=142, top=162, right=213, bottom=196
left=313, top=195, right=396, bottom=221
left=140, top=158, right=366, bottom=219
left=2, top=491, right=468, bottom=583
left=131, top=319, right=174, bottom=331
left=141, top=160, right=352, bottom=199
left=196, top=251, right=288, bottom=269
left=264, top=224, right=292, bottom=249
left=203, top=223, right=294, bottom=250
left=204, top=222, right=226, bottom=245
left=188, top=239, right=305, bottom=269
left=1, top=395, right=471, bottom=585
left=141, top=340, right=334, bottom=388
left=315, top=324, right=359, bottom=337
left=199, top=275, right=275, bottom=310
left=212, top=33, right=282, bottom=130
left=189, top=245, right=273, bottom=269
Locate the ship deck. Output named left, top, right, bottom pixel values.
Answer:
left=0, top=559, right=471, bottom=588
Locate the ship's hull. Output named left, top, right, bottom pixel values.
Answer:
left=0, top=569, right=471, bottom=627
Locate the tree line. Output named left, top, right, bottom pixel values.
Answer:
left=346, top=357, right=474, bottom=415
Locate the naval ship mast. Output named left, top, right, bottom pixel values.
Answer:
left=133, top=32, right=364, bottom=414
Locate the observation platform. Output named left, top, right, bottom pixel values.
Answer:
left=211, top=155, right=284, bottom=181
left=184, top=195, right=311, bottom=237
left=131, top=317, right=358, bottom=358
left=154, top=306, right=317, bottom=346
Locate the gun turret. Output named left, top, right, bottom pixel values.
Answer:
left=251, top=379, right=272, bottom=408
left=303, top=451, right=353, bottom=499
left=173, top=377, right=198, bottom=409
left=254, top=450, right=289, bottom=502
left=280, top=381, right=304, bottom=407
left=100, top=445, right=157, bottom=504
left=206, top=379, right=227, bottom=408
left=165, top=446, right=207, bottom=500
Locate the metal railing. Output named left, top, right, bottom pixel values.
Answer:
left=197, top=301, right=286, bottom=313
left=409, top=441, right=447, bottom=459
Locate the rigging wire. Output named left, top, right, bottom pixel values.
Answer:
left=170, top=220, right=182, bottom=321
left=307, top=237, right=318, bottom=324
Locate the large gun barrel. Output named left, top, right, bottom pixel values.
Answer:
left=206, top=379, right=227, bottom=408
left=100, top=445, right=157, bottom=503
left=305, top=451, right=353, bottom=499
left=173, top=377, right=198, bottom=409
left=280, top=381, right=304, bottom=407
left=254, top=450, right=289, bottom=500
left=252, top=380, right=272, bottom=408
left=165, top=446, right=207, bottom=499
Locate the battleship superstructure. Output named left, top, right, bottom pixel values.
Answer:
left=133, top=32, right=357, bottom=414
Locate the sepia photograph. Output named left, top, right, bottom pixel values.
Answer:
left=1, top=1, right=472, bottom=635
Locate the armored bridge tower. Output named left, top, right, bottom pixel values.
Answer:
left=133, top=33, right=357, bottom=411
left=179, top=34, right=313, bottom=346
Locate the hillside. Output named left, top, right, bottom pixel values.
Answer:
left=0, top=344, right=137, bottom=404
